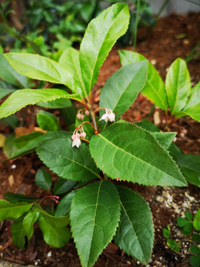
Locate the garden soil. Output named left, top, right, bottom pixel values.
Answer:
left=1, top=12, right=200, bottom=267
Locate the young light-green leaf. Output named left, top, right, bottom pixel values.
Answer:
left=165, top=58, right=191, bottom=115
left=0, top=200, right=33, bottom=221
left=38, top=216, right=70, bottom=248
left=0, top=88, right=81, bottom=119
left=118, top=50, right=168, bottom=110
left=89, top=123, right=187, bottom=187
left=79, top=3, right=130, bottom=95
left=4, top=53, right=83, bottom=96
left=100, top=61, right=148, bottom=120
left=70, top=181, right=121, bottom=267
left=36, top=138, right=100, bottom=181
left=59, top=48, right=86, bottom=97
left=183, top=82, right=200, bottom=122
left=114, top=186, right=154, bottom=264
left=37, top=113, right=58, bottom=131
left=0, top=54, right=28, bottom=88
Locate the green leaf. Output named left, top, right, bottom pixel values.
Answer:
left=14, top=132, right=43, bottom=149
left=163, top=228, right=170, bottom=238
left=177, top=217, right=189, bottom=227
left=11, top=221, right=26, bottom=249
left=38, top=215, right=70, bottom=248
left=35, top=167, right=52, bottom=191
left=3, top=134, right=18, bottom=158
left=1, top=114, right=18, bottom=129
left=0, top=54, right=28, bottom=88
left=53, top=178, right=76, bottom=195
left=23, top=205, right=40, bottom=241
left=4, top=53, right=83, bottom=96
left=59, top=48, right=86, bottom=97
left=0, top=88, right=81, bottom=119
left=114, top=186, right=154, bottom=264
left=134, top=121, right=160, bottom=132
left=55, top=190, right=77, bottom=217
left=36, top=138, right=100, bottom=181
left=168, top=142, right=184, bottom=162
left=36, top=98, right=72, bottom=109
left=70, top=181, right=121, bottom=267
left=0, top=88, right=16, bottom=100
left=60, top=101, right=76, bottom=126
left=190, top=255, right=200, bottom=267
left=151, top=132, right=176, bottom=150
left=100, top=61, right=148, bottom=121
left=0, top=200, right=33, bottom=221
left=177, top=154, right=200, bottom=187
left=185, top=212, right=193, bottom=221
left=165, top=58, right=191, bottom=115
left=35, top=205, right=69, bottom=228
left=194, top=210, right=200, bottom=231
left=4, top=192, right=39, bottom=204
left=89, top=123, right=187, bottom=187
left=183, top=82, right=200, bottom=122
left=191, top=245, right=200, bottom=255
left=118, top=50, right=168, bottom=110
left=183, top=222, right=193, bottom=234
left=37, top=111, right=58, bottom=131
left=192, top=234, right=200, bottom=242
left=79, top=3, right=130, bottom=95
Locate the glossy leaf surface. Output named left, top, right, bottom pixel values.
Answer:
left=35, top=167, right=52, bottom=191
left=89, top=123, right=187, bottom=187
left=0, top=54, right=28, bottom=88
left=100, top=61, right=148, bottom=120
left=119, top=50, right=168, bottom=110
left=79, top=3, right=129, bottom=95
left=36, top=138, right=100, bottom=181
left=70, top=181, right=120, bottom=267
left=37, top=112, right=58, bottom=131
left=36, top=98, right=72, bottom=109
left=165, top=58, right=191, bottom=115
left=0, top=200, right=32, bottom=221
left=39, top=216, right=70, bottom=248
left=0, top=88, right=81, bottom=119
left=55, top=190, right=77, bottom=217
left=183, top=82, right=200, bottom=122
left=114, top=186, right=154, bottom=264
left=4, top=192, right=39, bottom=204
left=4, top=53, right=83, bottom=96
left=53, top=178, right=76, bottom=195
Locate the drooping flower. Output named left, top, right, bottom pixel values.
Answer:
left=85, top=110, right=90, bottom=116
left=80, top=131, right=86, bottom=139
left=77, top=113, right=84, bottom=120
left=71, top=132, right=81, bottom=148
left=99, top=108, right=115, bottom=122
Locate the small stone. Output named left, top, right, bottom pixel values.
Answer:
left=47, top=251, right=52, bottom=257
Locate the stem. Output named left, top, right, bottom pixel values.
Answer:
left=133, top=0, right=140, bottom=51
left=90, top=107, right=98, bottom=132
left=146, top=0, right=169, bottom=39
left=80, top=138, right=90, bottom=144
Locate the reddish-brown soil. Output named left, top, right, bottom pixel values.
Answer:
left=1, top=11, right=200, bottom=267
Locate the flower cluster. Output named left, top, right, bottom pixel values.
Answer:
left=99, top=108, right=115, bottom=122
left=71, top=129, right=86, bottom=148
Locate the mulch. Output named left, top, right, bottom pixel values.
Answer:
left=0, top=11, right=200, bottom=267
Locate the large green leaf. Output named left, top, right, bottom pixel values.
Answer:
left=0, top=200, right=33, bottom=221
left=14, top=132, right=43, bottom=149
left=36, top=138, right=100, bottom=181
left=36, top=98, right=72, bottom=109
left=70, top=181, right=120, bottom=267
left=37, top=111, right=59, bottom=131
left=183, top=82, right=200, bottom=122
left=89, top=123, right=187, bottom=187
left=35, top=167, right=52, bottom=191
left=165, top=58, right=191, bottom=115
left=0, top=54, right=28, bottom=88
left=151, top=132, right=176, bottom=150
left=0, top=88, right=16, bottom=100
left=0, top=88, right=81, bottom=119
left=118, top=50, right=168, bottom=110
left=11, top=221, right=26, bottom=249
left=59, top=48, right=86, bottom=97
left=177, top=154, right=200, bottom=187
left=114, top=186, right=154, bottom=264
left=38, top=215, right=70, bottom=248
left=100, top=61, right=148, bottom=120
left=23, top=205, right=40, bottom=241
left=4, top=53, right=83, bottom=96
left=79, top=3, right=130, bottom=95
